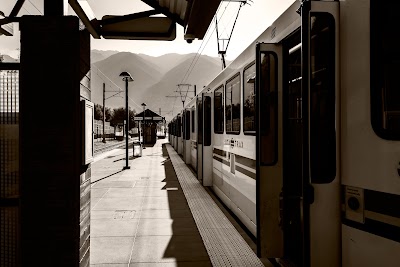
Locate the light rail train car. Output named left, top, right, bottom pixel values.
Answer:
left=115, top=123, right=124, bottom=141
left=169, top=1, right=400, bottom=266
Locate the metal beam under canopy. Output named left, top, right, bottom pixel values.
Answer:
left=3, top=0, right=222, bottom=41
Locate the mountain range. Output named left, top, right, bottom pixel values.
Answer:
left=1, top=50, right=228, bottom=121
left=91, top=50, right=227, bottom=121
left=0, top=54, right=18, bottom=62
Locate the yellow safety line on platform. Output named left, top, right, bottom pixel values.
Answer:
left=166, top=144, right=265, bottom=267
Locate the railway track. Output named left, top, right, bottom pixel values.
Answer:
left=93, top=140, right=134, bottom=156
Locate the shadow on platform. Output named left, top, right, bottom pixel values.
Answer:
left=160, top=144, right=212, bottom=266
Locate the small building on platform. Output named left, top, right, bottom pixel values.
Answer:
left=134, top=109, right=165, bottom=144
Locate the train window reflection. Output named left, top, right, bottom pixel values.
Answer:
left=371, top=1, right=400, bottom=140
left=191, top=109, right=195, bottom=133
left=243, top=62, right=256, bottom=134
left=225, top=73, right=241, bottom=134
left=214, top=85, right=224, bottom=133
left=309, top=13, right=336, bottom=183
left=259, top=52, right=278, bottom=166
left=204, top=96, right=212, bottom=146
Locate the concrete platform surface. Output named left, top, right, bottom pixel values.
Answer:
left=90, top=139, right=272, bottom=267
left=90, top=140, right=212, bottom=266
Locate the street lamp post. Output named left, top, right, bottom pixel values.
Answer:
left=141, top=103, right=146, bottom=149
left=120, top=71, right=133, bottom=170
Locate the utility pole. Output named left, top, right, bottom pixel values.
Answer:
left=102, top=83, right=106, bottom=143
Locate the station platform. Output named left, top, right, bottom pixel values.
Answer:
left=90, top=139, right=271, bottom=266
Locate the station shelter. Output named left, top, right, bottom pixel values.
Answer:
left=134, top=109, right=164, bottom=145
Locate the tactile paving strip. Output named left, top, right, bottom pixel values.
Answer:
left=166, top=144, right=264, bottom=267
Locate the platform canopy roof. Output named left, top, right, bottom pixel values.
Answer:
left=1, top=0, right=222, bottom=42
left=134, top=109, right=163, bottom=122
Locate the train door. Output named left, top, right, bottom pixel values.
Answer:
left=184, top=109, right=191, bottom=163
left=172, top=119, right=175, bottom=149
left=256, top=41, right=284, bottom=259
left=170, top=120, right=173, bottom=146
left=303, top=2, right=340, bottom=267
left=197, top=95, right=203, bottom=182
left=190, top=107, right=197, bottom=171
left=256, top=2, right=340, bottom=266
left=203, top=93, right=213, bottom=186
left=174, top=119, right=178, bottom=150
left=178, top=114, right=183, bottom=155
left=175, top=116, right=179, bottom=152
left=182, top=111, right=186, bottom=158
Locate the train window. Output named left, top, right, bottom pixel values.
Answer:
left=185, top=110, right=190, bottom=140
left=214, top=85, right=224, bottom=133
left=243, top=62, right=256, bottom=134
left=225, top=73, right=241, bottom=134
left=259, top=52, right=278, bottom=166
left=197, top=98, right=203, bottom=144
left=371, top=1, right=400, bottom=140
left=191, top=109, right=195, bottom=133
left=309, top=13, right=336, bottom=183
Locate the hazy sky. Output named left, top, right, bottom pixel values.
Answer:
left=1, top=0, right=295, bottom=59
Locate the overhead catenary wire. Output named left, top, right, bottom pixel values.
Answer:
left=179, top=3, right=227, bottom=84
left=219, top=1, right=248, bottom=70
left=180, top=2, right=231, bottom=85
left=21, top=7, right=32, bottom=15
left=169, top=3, right=233, bottom=117
left=92, top=64, right=123, bottom=93
left=27, top=0, right=43, bottom=15
left=91, top=64, right=142, bottom=110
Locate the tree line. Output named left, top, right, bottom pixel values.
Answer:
left=94, top=104, right=137, bottom=129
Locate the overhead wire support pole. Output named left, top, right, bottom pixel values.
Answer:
left=224, top=2, right=245, bottom=52
left=166, top=84, right=196, bottom=112
left=215, top=0, right=249, bottom=69
left=215, top=15, right=226, bottom=69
